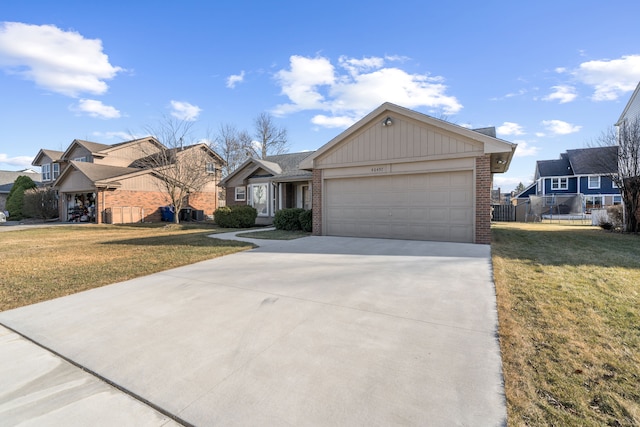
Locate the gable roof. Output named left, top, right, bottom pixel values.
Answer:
left=536, top=156, right=573, bottom=178
left=566, top=146, right=618, bottom=175
left=61, top=139, right=111, bottom=160
left=55, top=160, right=145, bottom=189
left=219, top=151, right=315, bottom=186
left=32, top=149, right=64, bottom=166
left=536, top=146, right=618, bottom=178
left=299, top=102, right=516, bottom=172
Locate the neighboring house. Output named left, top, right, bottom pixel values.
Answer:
left=219, top=152, right=315, bottom=225
left=518, top=146, right=621, bottom=212
left=32, top=137, right=224, bottom=224
left=0, top=169, right=41, bottom=212
left=301, top=103, right=516, bottom=244
left=617, top=80, right=640, bottom=126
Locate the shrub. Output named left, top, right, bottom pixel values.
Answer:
left=6, top=175, right=37, bottom=220
left=299, top=209, right=312, bottom=232
left=274, top=208, right=305, bottom=230
left=214, top=205, right=257, bottom=228
left=607, top=205, right=624, bottom=230
left=23, top=187, right=59, bottom=220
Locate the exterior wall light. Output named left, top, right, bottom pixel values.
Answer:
left=382, top=117, right=393, bottom=127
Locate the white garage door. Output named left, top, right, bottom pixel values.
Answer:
left=325, top=171, right=474, bottom=242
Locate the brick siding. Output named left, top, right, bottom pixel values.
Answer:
left=97, top=189, right=217, bottom=224
left=312, top=169, right=322, bottom=235
left=475, top=155, right=492, bottom=244
left=225, top=186, right=247, bottom=207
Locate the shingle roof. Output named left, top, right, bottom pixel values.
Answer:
left=566, top=146, right=618, bottom=175
left=69, top=161, right=141, bottom=182
left=536, top=157, right=573, bottom=177
left=264, top=152, right=314, bottom=179
left=73, top=139, right=111, bottom=153
left=536, top=146, right=618, bottom=177
left=0, top=170, right=41, bottom=193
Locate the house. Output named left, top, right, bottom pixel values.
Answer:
left=219, top=152, right=315, bottom=225
left=0, top=169, right=41, bottom=212
left=299, top=103, right=516, bottom=244
left=32, top=137, right=225, bottom=224
left=518, top=146, right=621, bottom=213
left=617, top=80, right=640, bottom=126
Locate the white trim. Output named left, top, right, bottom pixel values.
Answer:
left=551, top=177, right=568, bottom=190
left=42, top=163, right=51, bottom=181
left=588, top=176, right=601, bottom=189
left=234, top=186, right=246, bottom=201
left=52, top=163, right=60, bottom=180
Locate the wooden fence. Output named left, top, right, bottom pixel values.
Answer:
left=492, top=204, right=515, bottom=222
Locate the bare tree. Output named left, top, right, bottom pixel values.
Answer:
left=139, top=117, right=222, bottom=224
left=252, top=112, right=288, bottom=159
left=593, top=117, right=640, bottom=232
left=212, top=123, right=254, bottom=176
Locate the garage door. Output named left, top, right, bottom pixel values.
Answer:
left=325, top=171, right=474, bottom=242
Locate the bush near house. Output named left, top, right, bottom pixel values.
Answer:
left=299, top=209, right=312, bottom=232
left=23, top=187, right=59, bottom=220
left=214, top=205, right=257, bottom=228
left=274, top=208, right=305, bottom=230
left=6, top=175, right=37, bottom=220
left=598, top=205, right=624, bottom=231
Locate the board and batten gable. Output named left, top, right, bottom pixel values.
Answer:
left=313, top=113, right=484, bottom=169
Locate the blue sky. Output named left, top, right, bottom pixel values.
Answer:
left=2, top=1, right=640, bottom=191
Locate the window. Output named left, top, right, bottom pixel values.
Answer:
left=74, top=156, right=87, bottom=162
left=584, top=195, right=604, bottom=213
left=551, top=178, right=568, bottom=190
left=613, top=195, right=622, bottom=205
left=251, top=183, right=269, bottom=216
left=235, top=186, right=246, bottom=201
left=588, top=176, right=600, bottom=189
left=42, top=163, right=51, bottom=181
left=206, top=163, right=216, bottom=174
left=52, top=163, right=60, bottom=180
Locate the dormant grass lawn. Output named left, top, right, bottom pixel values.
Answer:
left=492, top=222, right=640, bottom=426
left=237, top=229, right=311, bottom=240
left=0, top=223, right=253, bottom=312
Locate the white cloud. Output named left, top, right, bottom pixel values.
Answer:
left=0, top=22, right=122, bottom=97
left=512, top=140, right=540, bottom=157
left=573, top=54, right=640, bottom=101
left=92, top=131, right=138, bottom=140
left=72, top=99, right=121, bottom=119
left=496, top=122, right=524, bottom=136
left=535, top=132, right=546, bottom=137
left=311, top=114, right=358, bottom=128
left=0, top=153, right=34, bottom=168
left=169, top=100, right=201, bottom=121
left=273, top=54, right=462, bottom=128
left=542, top=85, right=577, bottom=103
left=542, top=119, right=582, bottom=135
left=226, top=70, right=245, bottom=88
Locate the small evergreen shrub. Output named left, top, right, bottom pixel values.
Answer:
left=6, top=175, right=37, bottom=220
left=23, top=187, right=59, bottom=220
left=274, top=208, right=305, bottom=230
left=214, top=205, right=257, bottom=228
left=299, top=209, right=312, bottom=232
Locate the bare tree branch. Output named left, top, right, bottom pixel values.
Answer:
left=253, top=112, right=288, bottom=159
left=137, top=116, right=222, bottom=223
left=212, top=123, right=254, bottom=176
left=591, top=117, right=640, bottom=232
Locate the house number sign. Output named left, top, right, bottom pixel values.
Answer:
left=370, top=166, right=386, bottom=173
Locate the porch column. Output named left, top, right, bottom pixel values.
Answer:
left=278, top=183, right=282, bottom=210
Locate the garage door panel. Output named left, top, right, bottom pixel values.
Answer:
left=325, top=171, right=474, bottom=242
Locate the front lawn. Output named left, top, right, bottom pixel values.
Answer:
left=0, top=223, right=253, bottom=311
left=236, top=229, right=311, bottom=240
left=492, top=222, right=640, bottom=426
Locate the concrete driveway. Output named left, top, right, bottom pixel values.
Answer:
left=0, top=234, right=506, bottom=426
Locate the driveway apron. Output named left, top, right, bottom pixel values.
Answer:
left=0, top=234, right=506, bottom=426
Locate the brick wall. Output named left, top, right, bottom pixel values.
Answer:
left=312, top=169, right=322, bottom=236
left=225, top=186, right=247, bottom=207
left=98, top=189, right=217, bottom=224
left=475, top=155, right=492, bottom=244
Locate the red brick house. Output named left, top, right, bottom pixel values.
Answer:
left=32, top=137, right=225, bottom=224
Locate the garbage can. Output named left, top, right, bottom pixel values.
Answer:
left=179, top=208, right=191, bottom=221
